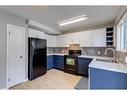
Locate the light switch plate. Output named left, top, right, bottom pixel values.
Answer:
left=98, top=51, right=101, bottom=55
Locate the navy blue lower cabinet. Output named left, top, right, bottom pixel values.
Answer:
left=54, top=55, right=64, bottom=70
left=47, top=55, right=54, bottom=70
left=78, top=58, right=93, bottom=77
left=90, top=67, right=127, bottom=89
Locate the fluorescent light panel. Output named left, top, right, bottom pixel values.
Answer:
left=58, top=15, right=87, bottom=26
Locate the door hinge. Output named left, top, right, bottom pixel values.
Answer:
left=8, top=78, right=10, bottom=82
left=9, top=32, right=11, bottom=35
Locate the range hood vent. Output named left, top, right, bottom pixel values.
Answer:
left=69, top=44, right=80, bottom=50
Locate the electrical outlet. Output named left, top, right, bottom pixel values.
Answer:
left=98, top=51, right=101, bottom=55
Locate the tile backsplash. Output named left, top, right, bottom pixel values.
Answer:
left=47, top=47, right=54, bottom=54
left=116, top=51, right=127, bottom=64
left=81, top=47, right=114, bottom=57
left=47, top=47, right=68, bottom=54
left=47, top=47, right=115, bottom=57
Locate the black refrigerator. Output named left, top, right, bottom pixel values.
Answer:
left=28, top=37, right=47, bottom=80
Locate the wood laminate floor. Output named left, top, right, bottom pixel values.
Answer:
left=10, top=69, right=81, bottom=89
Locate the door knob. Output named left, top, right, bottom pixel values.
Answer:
left=20, top=56, right=23, bottom=58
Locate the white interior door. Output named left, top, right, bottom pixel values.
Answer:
left=7, top=24, right=25, bottom=88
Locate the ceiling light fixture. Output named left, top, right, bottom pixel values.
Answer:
left=58, top=15, right=88, bottom=26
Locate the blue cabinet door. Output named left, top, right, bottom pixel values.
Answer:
left=78, top=58, right=93, bottom=76
left=90, top=68, right=127, bottom=89
left=54, top=55, right=64, bottom=70
left=47, top=55, right=54, bottom=70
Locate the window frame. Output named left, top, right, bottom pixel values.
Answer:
left=116, top=12, right=127, bottom=51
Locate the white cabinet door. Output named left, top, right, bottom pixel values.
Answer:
left=55, top=35, right=61, bottom=47
left=60, top=33, right=80, bottom=47
left=45, top=34, right=57, bottom=47
left=59, top=34, right=69, bottom=47
left=50, top=35, right=57, bottom=47
left=58, top=34, right=67, bottom=47
left=66, top=33, right=80, bottom=45
left=60, top=35, right=67, bottom=47
left=29, top=29, right=45, bottom=39
left=91, top=28, right=106, bottom=47
left=62, top=34, right=73, bottom=47
left=64, top=34, right=72, bottom=45
left=45, top=34, right=51, bottom=47
left=71, top=32, right=80, bottom=44
left=79, top=31, right=92, bottom=47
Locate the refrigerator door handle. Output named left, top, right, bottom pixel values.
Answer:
left=20, top=56, right=23, bottom=58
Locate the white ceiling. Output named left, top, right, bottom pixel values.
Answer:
left=0, top=6, right=121, bottom=33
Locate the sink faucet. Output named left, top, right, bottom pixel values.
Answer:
left=104, top=48, right=116, bottom=62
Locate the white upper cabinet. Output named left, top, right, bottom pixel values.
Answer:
left=79, top=31, right=92, bottom=47
left=29, top=28, right=106, bottom=47
left=55, top=35, right=62, bottom=47
left=29, top=28, right=45, bottom=39
left=45, top=34, right=51, bottom=47
left=64, top=34, right=73, bottom=45
left=50, top=35, right=57, bottom=47
left=45, top=34, right=57, bottom=47
left=91, top=28, right=106, bottom=47
left=29, top=28, right=57, bottom=47
left=59, top=33, right=80, bottom=47
left=70, top=32, right=80, bottom=44
left=60, top=34, right=68, bottom=47
left=59, top=28, right=106, bottom=47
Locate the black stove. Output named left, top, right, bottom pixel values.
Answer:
left=64, top=50, right=81, bottom=75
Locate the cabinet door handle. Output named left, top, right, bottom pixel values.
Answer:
left=20, top=56, right=23, bottom=58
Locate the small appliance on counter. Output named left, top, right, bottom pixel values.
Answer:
left=64, top=48, right=81, bottom=75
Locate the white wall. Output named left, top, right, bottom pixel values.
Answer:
left=0, top=10, right=26, bottom=89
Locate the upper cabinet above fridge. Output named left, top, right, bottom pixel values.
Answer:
left=29, top=28, right=46, bottom=39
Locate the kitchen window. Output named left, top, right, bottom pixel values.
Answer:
left=124, top=21, right=127, bottom=48
left=116, top=14, right=127, bottom=51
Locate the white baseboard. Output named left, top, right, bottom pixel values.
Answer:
left=23, top=78, right=28, bottom=83
left=2, top=78, right=28, bottom=90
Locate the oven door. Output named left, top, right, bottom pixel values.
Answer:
left=64, top=55, right=78, bottom=75
left=66, top=57, right=75, bottom=66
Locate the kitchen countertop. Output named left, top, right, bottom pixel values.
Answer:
left=89, top=58, right=127, bottom=74
left=82, top=55, right=127, bottom=74
left=78, top=55, right=112, bottom=59
left=79, top=55, right=127, bottom=74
